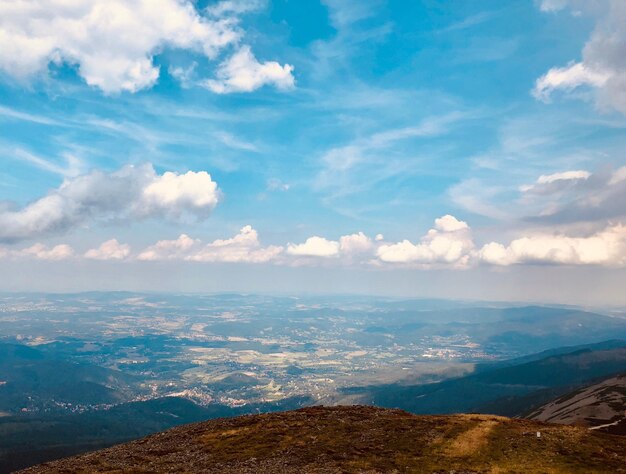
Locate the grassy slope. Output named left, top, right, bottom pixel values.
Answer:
left=21, top=406, right=626, bottom=474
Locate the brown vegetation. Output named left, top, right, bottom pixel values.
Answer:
left=21, top=405, right=626, bottom=473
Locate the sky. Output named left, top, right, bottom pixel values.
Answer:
left=1, top=0, right=626, bottom=305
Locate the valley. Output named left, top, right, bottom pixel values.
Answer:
left=2, top=292, right=626, bottom=472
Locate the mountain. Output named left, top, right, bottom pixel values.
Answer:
left=354, top=305, right=626, bottom=355
left=527, top=373, right=626, bottom=435
left=342, top=343, right=626, bottom=417
left=20, top=406, right=626, bottom=473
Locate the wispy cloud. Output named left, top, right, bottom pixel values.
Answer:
left=438, top=11, right=497, bottom=33
left=11, top=148, right=85, bottom=178
left=315, top=111, right=471, bottom=199
left=0, top=105, right=61, bottom=126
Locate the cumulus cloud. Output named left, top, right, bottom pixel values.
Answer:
left=534, top=1, right=626, bottom=114
left=141, top=170, right=220, bottom=218
left=17, top=243, right=74, bottom=261
left=339, top=232, right=374, bottom=255
left=0, top=0, right=292, bottom=94
left=287, top=236, right=340, bottom=258
left=286, top=231, right=376, bottom=261
left=376, top=215, right=474, bottom=266
left=434, top=214, right=470, bottom=232
left=189, top=225, right=283, bottom=263
left=4, top=215, right=626, bottom=268
left=137, top=234, right=199, bottom=261
left=84, top=239, right=131, bottom=260
left=0, top=0, right=242, bottom=93
left=479, top=223, right=626, bottom=266
left=0, top=164, right=220, bottom=243
left=138, top=226, right=283, bottom=263
left=203, top=46, right=295, bottom=94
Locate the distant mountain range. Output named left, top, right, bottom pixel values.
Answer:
left=19, top=406, right=626, bottom=474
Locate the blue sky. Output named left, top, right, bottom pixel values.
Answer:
left=1, top=0, right=626, bottom=304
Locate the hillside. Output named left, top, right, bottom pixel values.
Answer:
left=343, top=344, right=626, bottom=416
left=0, top=343, right=139, bottom=414
left=21, top=406, right=626, bottom=474
left=0, top=395, right=311, bottom=473
left=528, top=373, right=626, bottom=435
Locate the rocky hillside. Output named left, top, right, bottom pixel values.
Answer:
left=528, top=373, right=626, bottom=435
left=21, top=406, right=626, bottom=473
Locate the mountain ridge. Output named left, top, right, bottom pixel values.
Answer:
left=20, top=405, right=626, bottom=474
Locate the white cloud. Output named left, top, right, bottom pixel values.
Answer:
left=479, top=223, right=626, bottom=266
left=4, top=216, right=626, bottom=269
left=138, top=226, right=283, bottom=263
left=203, top=45, right=295, bottom=94
left=537, top=170, right=591, bottom=184
left=534, top=1, right=626, bottom=114
left=520, top=169, right=591, bottom=192
left=0, top=0, right=292, bottom=95
left=339, top=232, right=373, bottom=255
left=140, top=170, right=219, bottom=218
left=0, top=164, right=220, bottom=243
left=287, top=236, right=340, bottom=258
left=376, top=215, right=474, bottom=266
left=189, top=225, right=283, bottom=263
left=286, top=231, right=376, bottom=261
left=84, top=239, right=131, bottom=260
left=434, top=214, right=469, bottom=232
left=18, top=243, right=74, bottom=261
left=137, top=234, right=199, bottom=261
left=0, top=0, right=245, bottom=93
left=533, top=62, right=609, bottom=102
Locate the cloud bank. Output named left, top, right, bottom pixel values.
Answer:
left=3, top=216, right=626, bottom=268
left=479, top=224, right=626, bottom=266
